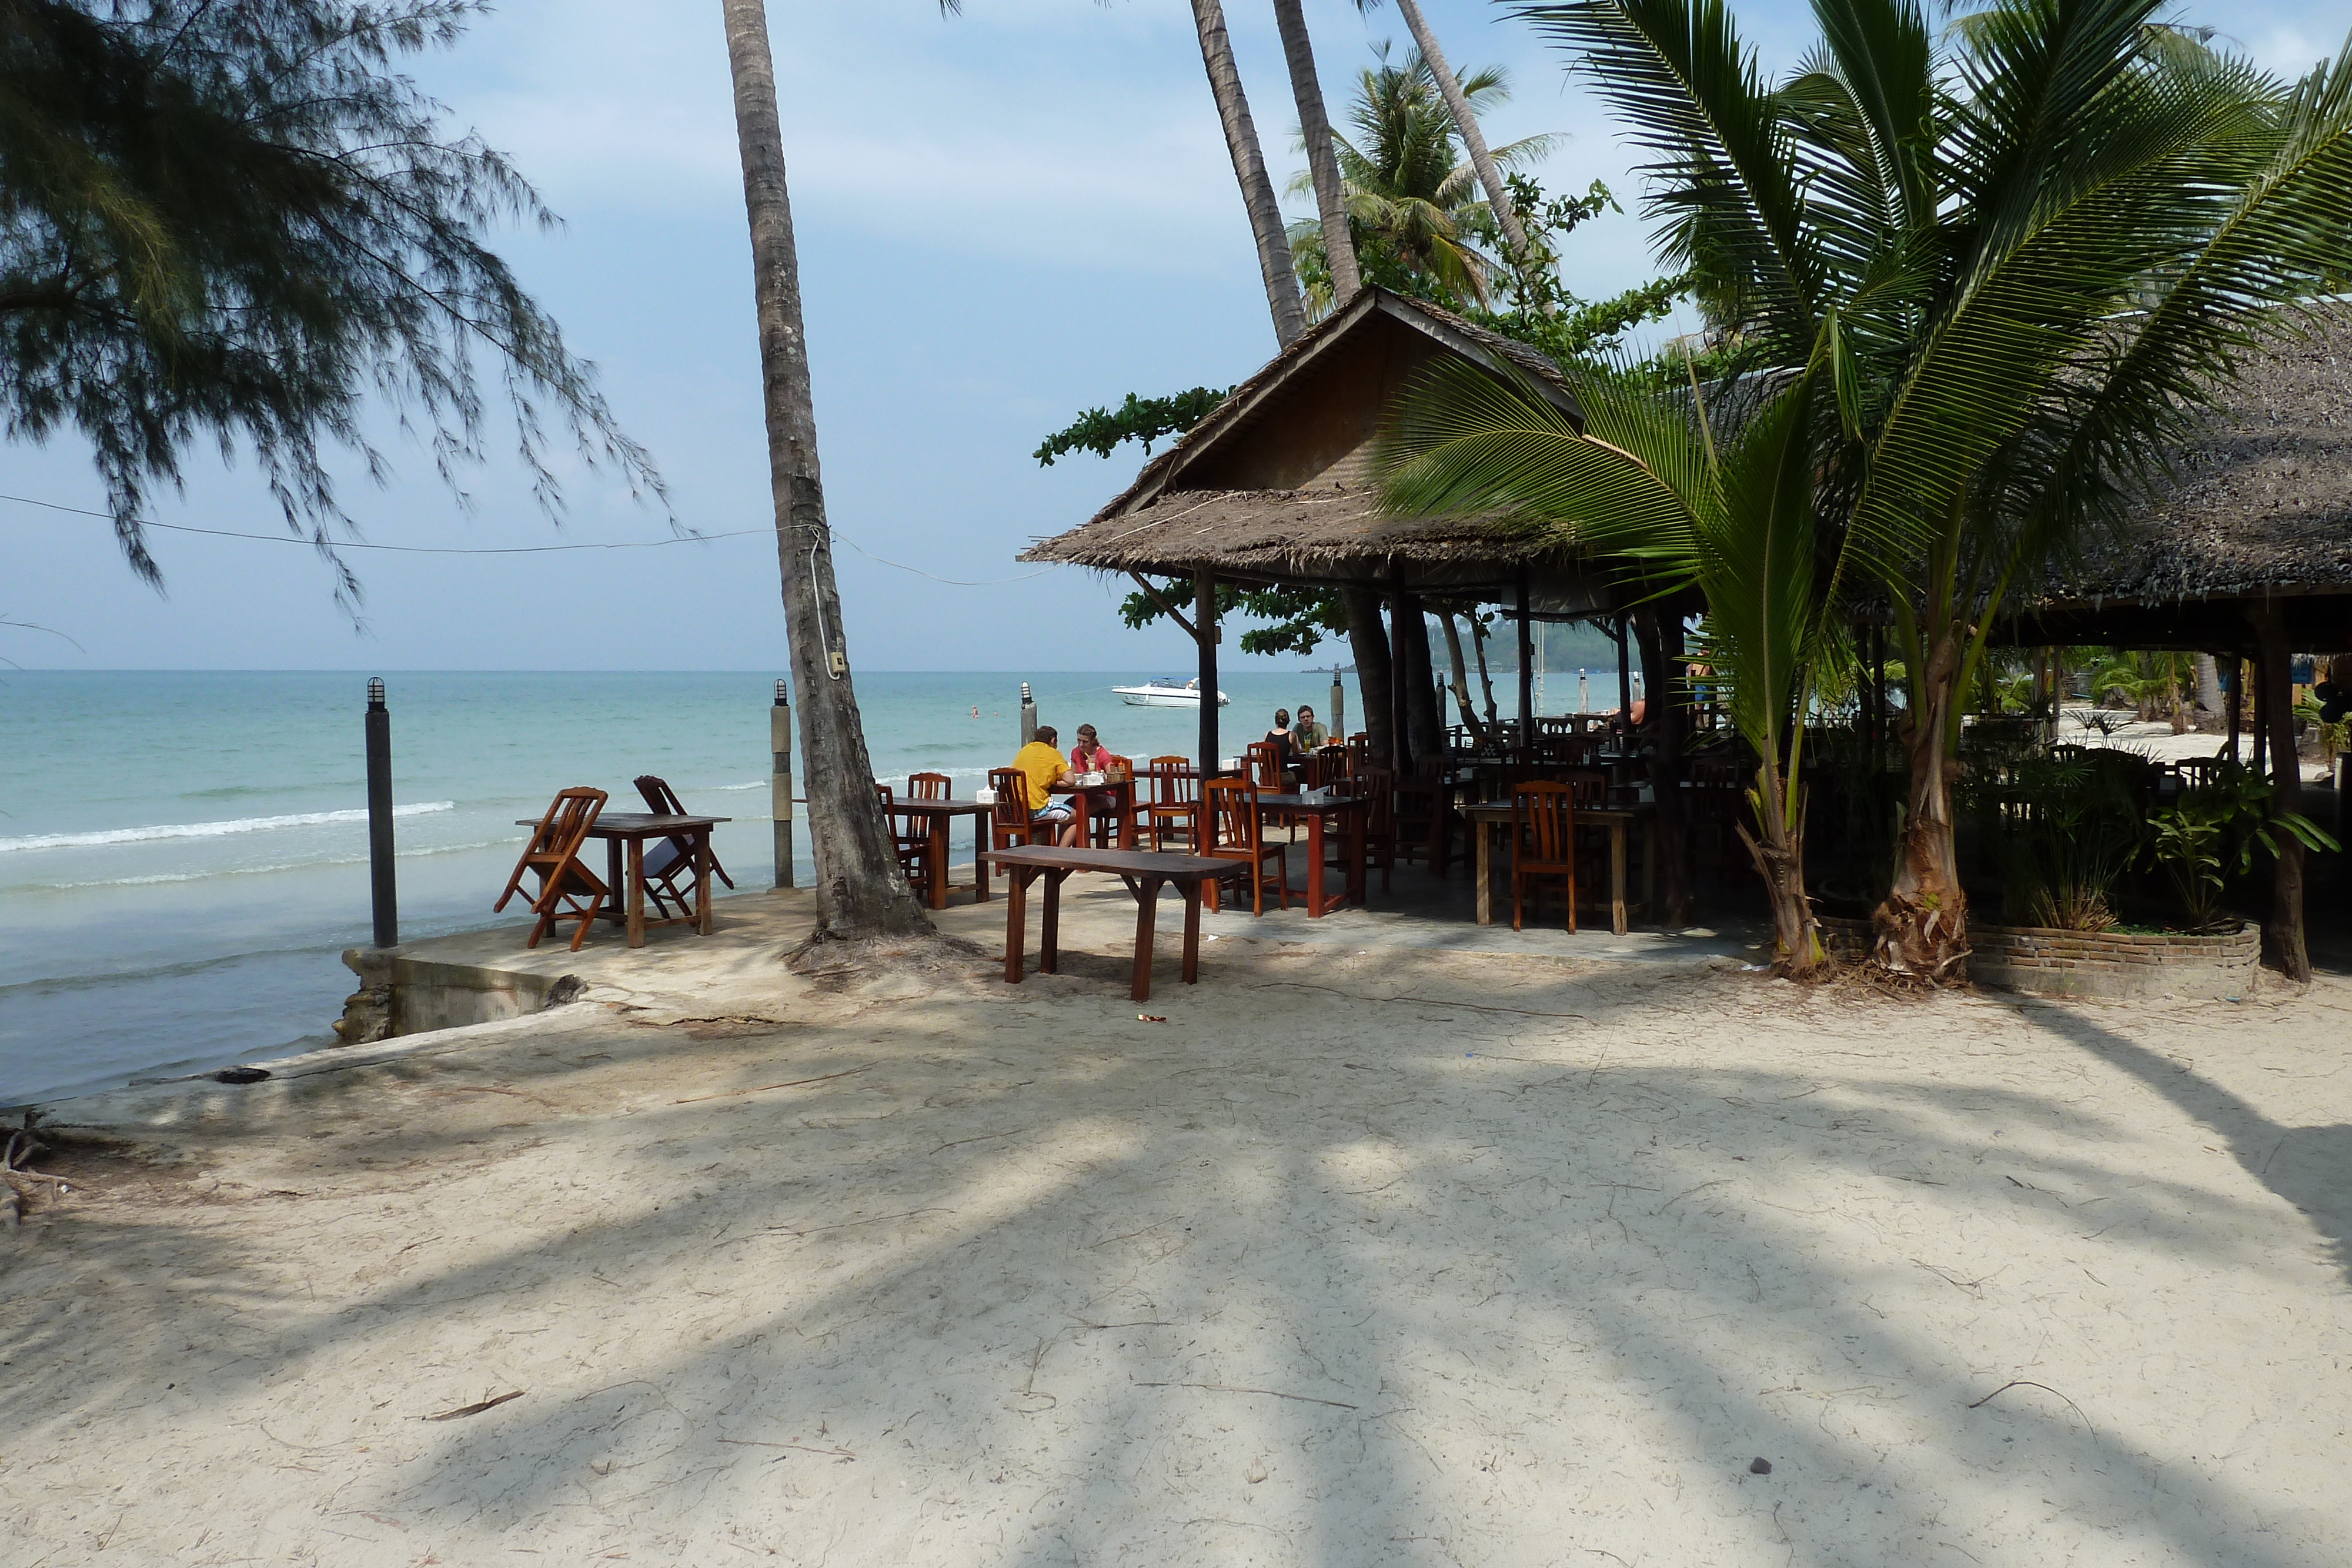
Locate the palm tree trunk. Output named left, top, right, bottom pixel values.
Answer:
left=1436, top=610, right=1486, bottom=743
left=1395, top=597, right=1446, bottom=765
left=1271, top=0, right=1361, bottom=307
left=1736, top=757, right=1823, bottom=976
left=1471, top=617, right=1499, bottom=724
left=720, top=0, right=930, bottom=944
left=1345, top=588, right=1395, bottom=767
left=1190, top=0, right=1308, bottom=347
left=1872, top=627, right=1969, bottom=979
left=1388, top=0, right=1535, bottom=276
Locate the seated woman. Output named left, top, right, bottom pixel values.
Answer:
left=1010, top=726, right=1080, bottom=847
left=1262, top=709, right=1297, bottom=770
left=1068, top=723, right=1115, bottom=776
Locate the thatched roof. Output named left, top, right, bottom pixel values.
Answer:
left=1019, top=287, right=1603, bottom=598
left=2016, top=303, right=2352, bottom=648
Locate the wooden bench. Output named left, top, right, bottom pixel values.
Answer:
left=980, top=845, right=1245, bottom=1001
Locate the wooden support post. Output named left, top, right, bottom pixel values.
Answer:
left=1196, top=570, right=1219, bottom=774
left=1516, top=573, right=1534, bottom=761
left=2252, top=606, right=2310, bottom=981
left=365, top=677, right=398, bottom=949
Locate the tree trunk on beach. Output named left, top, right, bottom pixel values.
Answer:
left=1385, top=0, right=1535, bottom=279
left=2253, top=604, right=2310, bottom=981
left=721, top=0, right=931, bottom=945
left=1345, top=588, right=1395, bottom=767
left=1190, top=0, right=1308, bottom=347
left=1872, top=627, right=1969, bottom=979
left=1436, top=611, right=1488, bottom=744
left=1271, top=0, right=1361, bottom=307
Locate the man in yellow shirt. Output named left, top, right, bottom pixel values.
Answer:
left=1011, top=726, right=1080, bottom=846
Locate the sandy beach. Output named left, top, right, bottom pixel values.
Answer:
left=6, top=887, right=2351, bottom=1567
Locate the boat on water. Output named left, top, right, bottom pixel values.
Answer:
left=1113, top=678, right=1230, bottom=709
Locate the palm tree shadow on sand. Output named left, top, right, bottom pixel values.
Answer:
left=2002, top=997, right=2352, bottom=1286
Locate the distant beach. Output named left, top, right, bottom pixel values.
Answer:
left=1, top=667, right=1383, bottom=1105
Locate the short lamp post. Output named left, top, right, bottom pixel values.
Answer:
left=365, top=677, right=398, bottom=949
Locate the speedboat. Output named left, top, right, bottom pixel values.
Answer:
left=1113, top=677, right=1230, bottom=708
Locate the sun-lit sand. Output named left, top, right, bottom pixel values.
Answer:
left=7, top=891, right=2351, bottom=1566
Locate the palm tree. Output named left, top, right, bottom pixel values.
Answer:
left=1523, top=0, right=2352, bottom=981
left=1357, top=0, right=1541, bottom=286
left=1289, top=49, right=1555, bottom=313
left=720, top=0, right=933, bottom=944
left=1190, top=0, right=1308, bottom=346
left=1272, top=0, right=1363, bottom=307
left=1382, top=355, right=1842, bottom=974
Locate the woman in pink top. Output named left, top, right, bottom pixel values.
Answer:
left=1068, top=724, right=1114, bottom=774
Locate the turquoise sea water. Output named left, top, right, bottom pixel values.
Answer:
left=0, top=668, right=1366, bottom=1105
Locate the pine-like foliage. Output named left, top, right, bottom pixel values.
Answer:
left=0, top=1, right=663, bottom=600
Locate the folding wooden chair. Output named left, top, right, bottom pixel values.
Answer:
left=1201, top=777, right=1288, bottom=915
left=1145, top=755, right=1198, bottom=850
left=876, top=783, right=931, bottom=888
left=495, top=787, right=610, bottom=951
left=633, top=774, right=734, bottom=921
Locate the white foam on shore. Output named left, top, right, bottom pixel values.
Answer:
left=0, top=801, right=456, bottom=853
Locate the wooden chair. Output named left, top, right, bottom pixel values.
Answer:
left=1201, top=777, right=1288, bottom=915
left=1084, top=754, right=1137, bottom=848
left=1145, top=755, right=1198, bottom=850
left=874, top=784, right=931, bottom=889
left=1359, top=764, right=1398, bottom=892
left=1310, top=744, right=1352, bottom=788
left=988, top=766, right=1039, bottom=852
left=1510, top=781, right=1583, bottom=933
left=633, top=774, right=734, bottom=921
left=1247, top=740, right=1298, bottom=842
left=495, top=788, right=610, bottom=951
left=1392, top=761, right=1451, bottom=876
left=908, top=771, right=952, bottom=800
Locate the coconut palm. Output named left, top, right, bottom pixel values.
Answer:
left=1273, top=0, right=1362, bottom=306
left=1356, top=0, right=1542, bottom=285
left=1192, top=0, right=1307, bottom=346
left=1289, top=48, right=1556, bottom=313
left=1381, top=353, right=1843, bottom=974
left=1519, top=0, right=2352, bottom=979
left=720, top=0, right=932, bottom=942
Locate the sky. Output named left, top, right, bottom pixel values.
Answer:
left=5, top=0, right=2344, bottom=673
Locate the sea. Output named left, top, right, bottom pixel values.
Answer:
left=0, top=668, right=1372, bottom=1106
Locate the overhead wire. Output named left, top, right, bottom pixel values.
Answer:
left=0, top=490, right=1063, bottom=586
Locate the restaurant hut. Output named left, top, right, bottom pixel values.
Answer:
left=1019, top=287, right=1706, bottom=920
left=1017, top=286, right=1656, bottom=765
left=2001, top=305, right=2352, bottom=970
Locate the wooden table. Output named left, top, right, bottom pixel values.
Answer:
left=517, top=811, right=729, bottom=948
left=1254, top=792, right=1369, bottom=917
left=1460, top=800, right=1655, bottom=935
left=1051, top=776, right=1138, bottom=849
left=981, top=845, right=1244, bottom=1001
left=887, top=797, right=992, bottom=910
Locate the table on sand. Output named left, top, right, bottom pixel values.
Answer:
left=1049, top=776, right=1138, bottom=850
left=516, top=811, right=729, bottom=948
left=888, top=798, right=992, bottom=910
left=1250, top=793, right=1369, bottom=918
left=980, top=845, right=1244, bottom=1002
left=1459, top=799, right=1655, bottom=935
